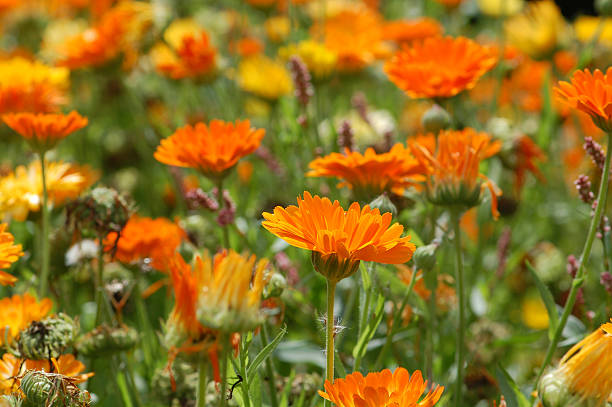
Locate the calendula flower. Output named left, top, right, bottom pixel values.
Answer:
left=0, top=294, right=53, bottom=346
left=307, top=144, right=423, bottom=200
left=264, top=15, right=291, bottom=43
left=319, top=368, right=444, bottom=407
left=0, top=161, right=98, bottom=221
left=154, top=119, right=265, bottom=180
left=477, top=0, right=524, bottom=16
left=500, top=59, right=551, bottom=113
left=25, top=354, right=93, bottom=384
left=397, top=265, right=456, bottom=313
left=408, top=129, right=502, bottom=218
left=385, top=36, right=497, bottom=99
left=521, top=296, right=549, bottom=330
left=0, top=57, right=69, bottom=114
left=105, top=215, right=186, bottom=271
left=3, top=111, right=87, bottom=153
left=238, top=55, right=293, bottom=100
left=150, top=18, right=217, bottom=80
left=279, top=40, right=338, bottom=79
left=262, top=192, right=415, bottom=282
left=0, top=223, right=23, bottom=286
left=573, top=17, right=612, bottom=47
left=0, top=353, right=21, bottom=395
left=230, top=37, right=264, bottom=58
left=513, top=135, right=546, bottom=195
left=382, top=18, right=443, bottom=44
left=555, top=68, right=612, bottom=133
left=504, top=0, right=566, bottom=58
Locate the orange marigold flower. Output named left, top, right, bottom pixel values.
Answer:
left=385, top=36, right=497, bottom=99
left=553, top=50, right=577, bottom=76
left=105, top=215, right=186, bottom=271
left=3, top=111, right=87, bottom=153
left=154, top=119, right=265, bottom=179
left=0, top=353, right=21, bottom=395
left=25, top=354, right=94, bottom=384
left=307, top=144, right=424, bottom=200
left=0, top=223, right=23, bottom=286
left=319, top=367, right=444, bottom=407
left=230, top=37, right=264, bottom=58
left=262, top=192, right=415, bottom=282
left=408, top=129, right=502, bottom=218
left=555, top=68, right=612, bottom=133
left=500, top=59, right=551, bottom=113
left=0, top=294, right=52, bottom=346
left=382, top=18, right=443, bottom=44
left=513, top=135, right=546, bottom=196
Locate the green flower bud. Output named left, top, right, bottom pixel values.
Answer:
left=76, top=325, right=139, bottom=357
left=264, top=272, right=287, bottom=299
left=19, top=371, right=91, bottom=407
left=538, top=369, right=578, bottom=407
left=596, top=0, right=612, bottom=16
left=311, top=252, right=360, bottom=283
left=17, top=314, right=78, bottom=361
left=422, top=104, right=451, bottom=134
left=368, top=193, right=398, bottom=218
left=414, top=244, right=438, bottom=272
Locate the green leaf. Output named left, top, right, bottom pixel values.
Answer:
left=352, top=294, right=385, bottom=370
left=246, top=326, right=287, bottom=379
left=526, top=261, right=559, bottom=340
left=495, top=365, right=530, bottom=407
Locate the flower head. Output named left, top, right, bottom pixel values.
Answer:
left=262, top=192, right=415, bottom=281
left=385, top=36, right=497, bottom=99
left=307, top=144, right=424, bottom=200
left=0, top=353, right=21, bottom=395
left=319, top=368, right=444, bottom=407
left=477, top=0, right=524, bottom=16
left=154, top=119, right=265, bottom=179
left=0, top=223, right=23, bottom=286
left=0, top=294, right=52, bottom=346
left=408, top=129, right=502, bottom=218
left=278, top=40, right=338, bottom=79
left=382, top=18, right=443, bottom=45
left=238, top=55, right=293, bottom=100
left=3, top=111, right=87, bottom=153
left=513, top=135, right=546, bottom=196
left=555, top=68, right=612, bottom=133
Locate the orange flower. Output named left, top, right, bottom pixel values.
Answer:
left=555, top=68, right=612, bottom=133
left=0, top=223, right=23, bottom=286
left=262, top=192, right=415, bottom=281
left=154, top=119, right=265, bottom=179
left=105, top=215, right=186, bottom=271
left=307, top=144, right=424, bottom=200
left=513, top=135, right=546, bottom=196
left=385, top=36, right=497, bottom=99
left=3, top=111, right=87, bottom=153
left=25, top=354, right=94, bottom=384
left=432, top=0, right=463, bottom=7
left=408, top=129, right=502, bottom=218
left=553, top=50, right=577, bottom=76
left=0, top=294, right=52, bottom=346
left=319, top=368, right=444, bottom=407
left=382, top=18, right=443, bottom=45
left=230, top=37, right=264, bottom=58
left=397, top=265, right=456, bottom=313
left=0, top=353, right=21, bottom=395
left=500, top=59, right=551, bottom=112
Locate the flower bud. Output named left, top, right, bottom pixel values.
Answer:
left=76, top=325, right=139, bottom=357
left=422, top=104, right=451, bottom=134
left=538, top=369, right=576, bottom=407
left=414, top=243, right=438, bottom=272
left=65, top=186, right=131, bottom=238
left=311, top=252, right=360, bottom=283
left=368, top=193, right=397, bottom=218
left=19, top=370, right=91, bottom=406
left=264, top=272, right=287, bottom=299
left=17, top=314, right=78, bottom=360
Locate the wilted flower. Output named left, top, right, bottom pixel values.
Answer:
left=238, top=55, right=293, bottom=100
left=0, top=223, right=23, bottom=286
left=279, top=40, right=337, bottom=79
left=0, top=294, right=52, bottom=346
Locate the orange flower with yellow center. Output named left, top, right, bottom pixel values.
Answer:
left=0, top=294, right=52, bottom=346
left=262, top=192, right=415, bottom=282
left=555, top=68, right=612, bottom=133
left=408, top=129, right=502, bottom=218
left=307, top=144, right=424, bottom=200
left=154, top=119, right=265, bottom=179
left=385, top=36, right=497, bottom=99
left=319, top=368, right=444, bottom=407
left=3, top=111, right=87, bottom=153
left=25, top=354, right=94, bottom=384
left=382, top=18, right=443, bottom=45
left=0, top=223, right=23, bottom=286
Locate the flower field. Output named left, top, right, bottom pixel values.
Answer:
left=0, top=0, right=611, bottom=406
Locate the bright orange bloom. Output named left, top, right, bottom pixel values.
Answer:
left=385, top=36, right=497, bottom=99
left=230, top=37, right=264, bottom=58
left=154, top=119, right=265, bottom=179
left=319, top=368, right=444, bottom=407
left=432, top=0, right=463, bottom=7
left=553, top=50, right=577, bottom=76
left=555, top=68, right=612, bottom=133
left=25, top=354, right=94, bottom=384
left=513, top=136, right=546, bottom=196
left=0, top=294, right=52, bottom=346
left=105, top=215, right=186, bottom=271
left=0, top=353, right=21, bottom=395
left=397, top=265, right=456, bottom=313
left=382, top=18, right=443, bottom=44
left=500, top=59, right=551, bottom=112
left=408, top=129, right=502, bottom=218
left=3, top=111, right=87, bottom=153
left=262, top=192, right=415, bottom=281
left=307, top=144, right=424, bottom=200
left=0, top=223, right=23, bottom=286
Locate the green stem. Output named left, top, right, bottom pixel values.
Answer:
left=426, top=288, right=436, bottom=384
left=324, top=279, right=337, bottom=407
left=95, top=233, right=106, bottom=326
left=123, top=354, right=143, bottom=407
left=218, top=334, right=229, bottom=407
left=535, top=132, right=612, bottom=384
left=217, top=178, right=230, bottom=249
left=261, top=324, right=279, bottom=407
left=451, top=210, right=466, bottom=407
left=38, top=152, right=50, bottom=298
left=196, top=356, right=208, bottom=407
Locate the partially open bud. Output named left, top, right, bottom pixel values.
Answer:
left=369, top=193, right=397, bottom=218
left=76, top=325, right=139, bottom=357
left=311, top=252, right=360, bottom=283
left=422, top=104, right=451, bottom=134
left=414, top=243, right=438, bottom=272
left=17, top=314, right=78, bottom=360
left=264, top=271, right=287, bottom=299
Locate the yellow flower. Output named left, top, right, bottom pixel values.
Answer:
left=0, top=294, right=52, bottom=346
left=279, top=40, right=337, bottom=79
left=521, top=296, right=549, bottom=330
left=477, top=0, right=524, bottom=16
left=505, top=0, right=567, bottom=58
left=264, top=15, right=291, bottom=43
left=574, top=17, right=612, bottom=47
left=238, top=55, right=293, bottom=100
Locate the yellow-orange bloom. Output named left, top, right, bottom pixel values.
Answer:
left=262, top=192, right=415, bottom=281
left=408, top=129, right=502, bottom=218
left=385, top=36, right=497, bottom=99
left=382, top=18, right=443, bottom=45
left=0, top=353, right=21, bottom=395
left=3, top=111, right=87, bottom=153
left=0, top=294, right=52, bottom=346
left=319, top=368, right=444, bottom=407
left=0, top=223, right=23, bottom=286
left=25, top=354, right=93, bottom=384
left=555, top=68, right=612, bottom=133
left=307, top=144, right=424, bottom=200
left=154, top=119, right=265, bottom=179
left=105, top=215, right=186, bottom=271
left=237, top=55, right=293, bottom=100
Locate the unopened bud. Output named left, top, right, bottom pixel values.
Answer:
left=17, top=314, right=78, bottom=360
left=77, top=324, right=139, bottom=357
left=264, top=272, right=287, bottom=299
left=368, top=193, right=397, bottom=218
left=538, top=369, right=575, bottom=407
left=422, top=104, right=451, bottom=134
left=414, top=244, right=438, bottom=272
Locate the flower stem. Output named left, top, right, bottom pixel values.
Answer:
left=324, top=279, right=337, bottom=407
left=218, top=335, right=229, bottom=407
left=38, top=152, right=50, bottom=298
left=535, top=131, right=612, bottom=384
left=217, top=178, right=230, bottom=249
left=261, top=324, right=279, bottom=407
left=451, top=210, right=465, bottom=407
left=196, top=356, right=208, bottom=407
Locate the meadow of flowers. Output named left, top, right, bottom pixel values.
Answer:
left=0, top=0, right=611, bottom=406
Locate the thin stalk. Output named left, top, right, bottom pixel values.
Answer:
left=123, top=354, right=143, bottom=407
left=426, top=289, right=437, bottom=384
left=95, top=233, right=106, bottom=326
left=196, top=356, right=208, bottom=407
left=451, top=210, right=466, bottom=407
left=324, top=279, right=337, bottom=407
left=38, top=152, right=50, bottom=297
left=261, top=324, right=279, bottom=407
left=535, top=132, right=612, bottom=384
left=217, top=178, right=230, bottom=248
left=218, top=334, right=229, bottom=407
